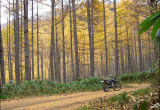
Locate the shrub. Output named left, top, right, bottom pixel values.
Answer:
left=133, top=87, right=151, bottom=96
left=0, top=77, right=104, bottom=99
left=108, top=92, right=130, bottom=104
left=118, top=71, right=151, bottom=82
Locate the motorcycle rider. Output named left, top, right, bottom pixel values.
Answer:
left=109, top=74, right=113, bottom=86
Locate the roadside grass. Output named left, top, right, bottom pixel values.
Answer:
left=133, top=87, right=151, bottom=96
left=108, top=92, right=130, bottom=104
left=0, top=77, right=104, bottom=99
left=0, top=71, right=151, bottom=99
left=77, top=87, right=151, bottom=110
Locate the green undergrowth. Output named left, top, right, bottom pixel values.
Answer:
left=0, top=77, right=103, bottom=99
left=0, top=70, right=152, bottom=99
left=108, top=92, right=130, bottom=104
left=118, top=71, right=151, bottom=83
left=78, top=87, right=151, bottom=110
left=133, top=87, right=151, bottom=96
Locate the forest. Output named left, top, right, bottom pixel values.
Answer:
left=0, top=0, right=160, bottom=109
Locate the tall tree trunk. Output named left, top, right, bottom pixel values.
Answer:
left=62, top=0, right=66, bottom=83
left=50, top=0, right=54, bottom=81
left=137, top=14, right=143, bottom=72
left=55, top=9, right=61, bottom=82
left=31, top=0, right=34, bottom=80
left=0, top=0, right=5, bottom=86
left=91, top=0, right=94, bottom=77
left=37, top=0, right=39, bottom=78
left=15, top=0, right=20, bottom=84
left=103, top=0, right=108, bottom=76
left=126, top=27, right=131, bottom=73
left=7, top=19, right=10, bottom=81
left=148, top=30, right=151, bottom=66
left=9, top=0, right=13, bottom=81
left=87, top=0, right=94, bottom=77
left=121, top=31, right=124, bottom=74
left=113, top=0, right=118, bottom=78
left=20, top=0, right=23, bottom=82
left=72, top=0, right=79, bottom=80
left=69, top=0, right=75, bottom=80
left=53, top=8, right=58, bottom=82
left=134, top=28, right=137, bottom=71
left=154, top=41, right=157, bottom=61
left=50, top=0, right=56, bottom=81
left=41, top=51, right=43, bottom=80
left=24, top=0, right=31, bottom=80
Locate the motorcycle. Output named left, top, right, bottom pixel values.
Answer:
left=101, top=76, right=121, bottom=92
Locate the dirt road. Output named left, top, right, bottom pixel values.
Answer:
left=1, top=83, right=150, bottom=110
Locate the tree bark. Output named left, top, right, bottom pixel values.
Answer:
left=50, top=0, right=55, bottom=81
left=41, top=52, right=43, bottom=80
left=126, top=27, right=131, bottom=73
left=15, top=0, right=20, bottom=84
left=9, top=0, right=13, bottom=81
left=72, top=0, right=79, bottom=80
left=62, top=0, right=66, bottom=83
left=37, top=0, right=39, bottom=78
left=103, top=0, right=108, bottom=76
left=24, top=0, right=31, bottom=80
left=120, top=30, right=124, bottom=74
left=0, top=0, right=5, bottom=86
left=113, top=0, right=118, bottom=78
left=134, top=28, right=137, bottom=71
left=87, top=0, right=94, bottom=77
left=69, top=0, right=75, bottom=81
left=148, top=30, right=152, bottom=66
left=31, top=0, right=34, bottom=80
left=55, top=9, right=61, bottom=82
left=20, top=0, right=23, bottom=82
left=91, top=0, right=94, bottom=77
left=137, top=14, right=143, bottom=72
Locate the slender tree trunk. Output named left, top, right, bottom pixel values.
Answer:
left=137, top=14, right=143, bottom=72
left=50, top=0, right=55, bottom=81
left=148, top=30, right=151, bottom=66
left=113, top=0, right=118, bottom=78
left=154, top=41, right=157, bottom=61
left=53, top=9, right=58, bottom=82
left=134, top=28, right=137, bottom=71
left=31, top=0, right=34, bottom=80
left=121, top=31, right=124, bottom=74
left=103, top=0, right=108, bottom=76
left=24, top=0, right=31, bottom=80
left=20, top=0, right=23, bottom=82
left=0, top=0, right=5, bottom=86
left=87, top=0, right=94, bottom=77
left=72, top=0, right=79, bottom=80
left=126, top=27, right=131, bottom=73
left=69, top=0, right=75, bottom=80
left=7, top=19, right=10, bottom=80
left=41, top=51, right=43, bottom=80
left=55, top=9, right=61, bottom=82
left=83, top=43, right=85, bottom=78
left=50, top=0, right=58, bottom=81
left=91, top=0, right=94, bottom=77
left=15, top=0, right=20, bottom=84
left=62, top=0, right=66, bottom=83
left=37, top=0, right=39, bottom=78
left=101, top=52, right=103, bottom=76
left=9, top=0, right=13, bottom=81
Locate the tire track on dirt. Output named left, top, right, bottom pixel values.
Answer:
left=1, top=83, right=150, bottom=110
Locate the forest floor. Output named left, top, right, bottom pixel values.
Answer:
left=1, top=83, right=150, bottom=110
